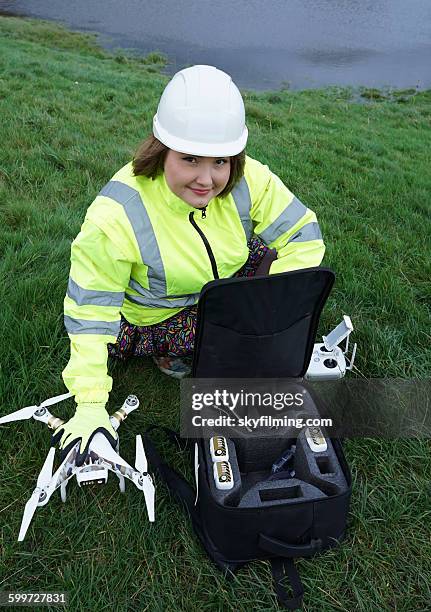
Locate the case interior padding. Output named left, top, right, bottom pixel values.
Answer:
left=233, top=436, right=295, bottom=472
left=223, top=382, right=323, bottom=472
left=203, top=424, right=348, bottom=509
left=238, top=478, right=326, bottom=508
left=293, top=430, right=347, bottom=497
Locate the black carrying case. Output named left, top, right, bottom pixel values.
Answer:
left=145, top=268, right=352, bottom=610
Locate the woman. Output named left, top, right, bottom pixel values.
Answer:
left=53, top=65, right=325, bottom=464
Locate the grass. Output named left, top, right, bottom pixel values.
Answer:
left=0, top=15, right=430, bottom=612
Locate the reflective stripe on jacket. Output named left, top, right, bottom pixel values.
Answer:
left=62, top=155, right=325, bottom=404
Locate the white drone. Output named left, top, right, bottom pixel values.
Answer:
left=0, top=393, right=155, bottom=541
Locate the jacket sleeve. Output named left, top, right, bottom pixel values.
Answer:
left=62, top=218, right=132, bottom=405
left=248, top=161, right=325, bottom=274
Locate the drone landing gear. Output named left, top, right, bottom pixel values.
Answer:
left=60, top=481, right=68, bottom=502
left=118, top=474, right=126, bottom=493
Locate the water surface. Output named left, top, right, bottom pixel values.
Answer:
left=1, top=0, right=430, bottom=90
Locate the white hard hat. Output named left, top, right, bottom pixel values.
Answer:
left=153, top=65, right=248, bottom=157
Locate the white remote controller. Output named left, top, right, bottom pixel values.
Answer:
left=305, top=316, right=357, bottom=381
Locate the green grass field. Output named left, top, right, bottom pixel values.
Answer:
left=0, top=16, right=430, bottom=611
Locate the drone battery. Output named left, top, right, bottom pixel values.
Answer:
left=76, top=466, right=108, bottom=487
left=213, top=461, right=234, bottom=490
left=305, top=426, right=327, bottom=452
left=209, top=436, right=229, bottom=462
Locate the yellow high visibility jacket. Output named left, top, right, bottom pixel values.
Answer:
left=62, top=155, right=325, bottom=404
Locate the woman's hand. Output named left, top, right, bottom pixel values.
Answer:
left=51, top=403, right=118, bottom=466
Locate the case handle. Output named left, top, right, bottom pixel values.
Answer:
left=259, top=533, right=322, bottom=558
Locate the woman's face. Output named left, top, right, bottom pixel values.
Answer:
left=164, top=149, right=231, bottom=208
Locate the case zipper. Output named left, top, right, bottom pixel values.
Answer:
left=189, top=211, right=219, bottom=279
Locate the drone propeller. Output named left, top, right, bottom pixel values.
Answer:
left=141, top=477, right=155, bottom=522
left=38, top=392, right=73, bottom=409
left=0, top=392, right=73, bottom=426
left=0, top=405, right=38, bottom=425
left=18, top=447, right=55, bottom=541
left=135, top=434, right=148, bottom=474
left=135, top=435, right=154, bottom=522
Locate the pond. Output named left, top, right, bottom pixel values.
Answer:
left=1, top=0, right=430, bottom=91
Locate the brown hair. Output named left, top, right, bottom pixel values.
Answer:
left=132, top=135, right=245, bottom=198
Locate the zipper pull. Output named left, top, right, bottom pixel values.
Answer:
left=201, top=206, right=207, bottom=219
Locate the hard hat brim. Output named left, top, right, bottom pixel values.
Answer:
left=153, top=116, right=248, bottom=157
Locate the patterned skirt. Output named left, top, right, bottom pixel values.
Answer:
left=108, top=237, right=271, bottom=361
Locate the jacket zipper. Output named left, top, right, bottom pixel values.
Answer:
left=189, top=210, right=219, bottom=279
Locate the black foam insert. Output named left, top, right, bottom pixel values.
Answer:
left=233, top=435, right=296, bottom=472
left=203, top=404, right=349, bottom=507
left=223, top=382, right=323, bottom=472
left=293, top=429, right=347, bottom=496
left=239, top=477, right=326, bottom=508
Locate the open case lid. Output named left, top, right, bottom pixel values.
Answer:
left=192, top=267, right=335, bottom=378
